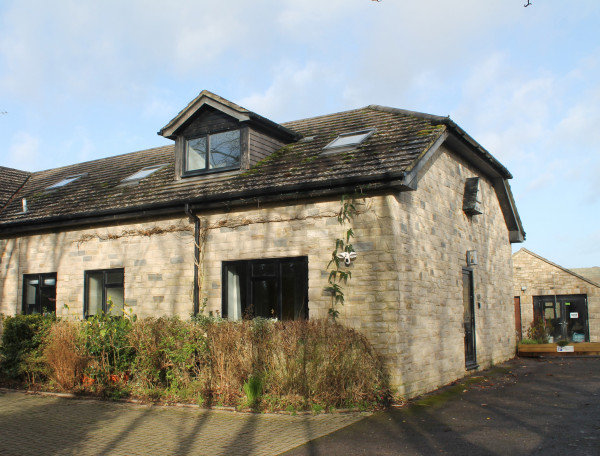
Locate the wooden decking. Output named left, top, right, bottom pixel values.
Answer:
left=518, top=342, right=600, bottom=357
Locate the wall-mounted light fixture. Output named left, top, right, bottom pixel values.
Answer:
left=466, top=250, right=478, bottom=266
left=521, top=286, right=527, bottom=292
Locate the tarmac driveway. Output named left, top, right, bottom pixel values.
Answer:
left=284, top=357, right=600, bottom=456
left=0, top=357, right=598, bottom=455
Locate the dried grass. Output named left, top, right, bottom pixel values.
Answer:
left=43, top=321, right=88, bottom=390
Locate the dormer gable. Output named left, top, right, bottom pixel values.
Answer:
left=158, top=90, right=300, bottom=180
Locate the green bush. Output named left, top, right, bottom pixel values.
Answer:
left=0, top=314, right=55, bottom=383
left=128, top=316, right=208, bottom=391
left=80, top=312, right=135, bottom=387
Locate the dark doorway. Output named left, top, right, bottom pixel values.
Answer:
left=462, top=268, right=477, bottom=369
left=514, top=296, right=522, bottom=340
left=533, top=294, right=588, bottom=342
left=22, top=273, right=57, bottom=314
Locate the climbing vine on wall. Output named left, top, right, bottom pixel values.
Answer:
left=325, top=194, right=358, bottom=320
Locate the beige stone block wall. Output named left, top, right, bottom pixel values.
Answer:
left=0, top=218, right=195, bottom=319
left=383, top=146, right=515, bottom=396
left=513, top=249, right=600, bottom=342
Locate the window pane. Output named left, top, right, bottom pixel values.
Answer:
left=105, top=270, right=124, bottom=285
left=187, top=137, right=207, bottom=171
left=252, top=262, right=276, bottom=276
left=25, top=279, right=37, bottom=308
left=252, top=278, right=277, bottom=319
left=209, top=130, right=240, bottom=169
left=106, top=286, right=124, bottom=317
left=87, top=272, right=103, bottom=316
left=227, top=266, right=243, bottom=321
left=40, top=286, right=56, bottom=314
left=281, top=261, right=306, bottom=320
left=43, top=277, right=56, bottom=286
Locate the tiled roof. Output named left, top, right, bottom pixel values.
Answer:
left=0, top=166, right=30, bottom=210
left=0, top=105, right=505, bottom=231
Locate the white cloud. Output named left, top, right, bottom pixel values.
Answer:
left=238, top=61, right=343, bottom=121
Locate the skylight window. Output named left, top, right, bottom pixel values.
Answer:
left=322, top=129, right=375, bottom=153
left=46, top=173, right=87, bottom=190
left=121, top=164, right=165, bottom=184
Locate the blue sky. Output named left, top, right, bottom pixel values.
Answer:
left=1, top=1, right=599, bottom=268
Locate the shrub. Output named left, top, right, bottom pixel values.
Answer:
left=263, top=320, right=389, bottom=408
left=80, top=312, right=134, bottom=388
left=44, top=321, right=88, bottom=390
left=128, top=316, right=208, bottom=391
left=203, top=319, right=254, bottom=405
left=1, top=314, right=389, bottom=410
left=203, top=319, right=389, bottom=409
left=526, top=316, right=552, bottom=343
left=519, top=338, right=538, bottom=344
left=0, top=314, right=55, bottom=383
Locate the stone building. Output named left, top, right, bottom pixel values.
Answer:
left=513, top=248, right=600, bottom=343
left=0, top=91, right=524, bottom=398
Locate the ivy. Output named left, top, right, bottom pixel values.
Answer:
left=325, top=194, right=358, bottom=319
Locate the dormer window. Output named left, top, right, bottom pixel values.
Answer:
left=184, top=129, right=241, bottom=176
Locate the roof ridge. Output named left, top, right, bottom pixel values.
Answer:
left=514, top=248, right=600, bottom=288
left=0, top=165, right=31, bottom=175
left=281, top=106, right=371, bottom=126
left=367, top=105, right=450, bottom=123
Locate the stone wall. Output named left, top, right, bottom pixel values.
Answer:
left=0, top=144, right=516, bottom=398
left=0, top=219, right=196, bottom=319
left=513, top=249, right=600, bottom=342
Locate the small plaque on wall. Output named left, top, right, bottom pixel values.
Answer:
left=557, top=345, right=574, bottom=352
left=570, top=312, right=579, bottom=318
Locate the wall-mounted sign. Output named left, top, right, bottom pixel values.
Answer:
left=557, top=345, right=574, bottom=352
left=570, top=312, right=579, bottom=319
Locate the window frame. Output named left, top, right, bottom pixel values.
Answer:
left=221, top=257, right=309, bottom=321
left=83, top=268, right=125, bottom=318
left=182, top=129, right=241, bottom=177
left=22, top=272, right=57, bottom=315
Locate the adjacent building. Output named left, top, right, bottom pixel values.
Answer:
left=513, top=248, right=600, bottom=343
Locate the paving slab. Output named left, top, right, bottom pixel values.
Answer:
left=0, top=392, right=365, bottom=456
left=283, top=357, right=600, bottom=456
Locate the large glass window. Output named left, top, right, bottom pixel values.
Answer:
left=84, top=269, right=124, bottom=317
left=185, top=130, right=240, bottom=175
left=533, top=294, right=589, bottom=342
left=222, top=257, right=308, bottom=320
left=22, top=273, right=57, bottom=314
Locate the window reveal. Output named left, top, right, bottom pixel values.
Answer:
left=185, top=130, right=241, bottom=175
left=222, top=257, right=308, bottom=320
left=22, top=273, right=57, bottom=314
left=84, top=269, right=125, bottom=317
